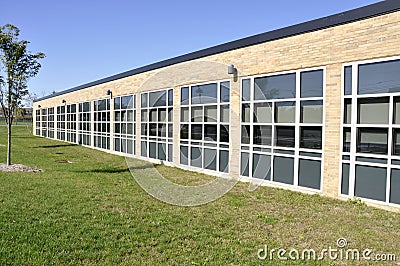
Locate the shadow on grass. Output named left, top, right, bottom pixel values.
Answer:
left=82, top=165, right=154, bottom=174
left=33, top=144, right=78, bottom=148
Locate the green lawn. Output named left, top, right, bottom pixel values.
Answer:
left=0, top=126, right=399, bottom=265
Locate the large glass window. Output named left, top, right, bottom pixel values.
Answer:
left=66, top=104, right=77, bottom=143
left=48, top=108, right=55, bottom=138
left=180, top=81, right=230, bottom=173
left=114, top=95, right=136, bottom=155
left=141, top=89, right=173, bottom=162
left=94, top=99, right=110, bottom=150
left=40, top=109, right=47, bottom=137
left=79, top=101, right=91, bottom=146
left=241, top=68, right=324, bottom=191
left=35, top=110, right=41, bottom=135
left=341, top=58, right=400, bottom=207
left=56, top=106, right=66, bottom=140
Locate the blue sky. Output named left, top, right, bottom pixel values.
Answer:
left=0, top=0, right=380, bottom=99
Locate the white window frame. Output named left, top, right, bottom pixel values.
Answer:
left=78, top=101, right=92, bottom=146
left=93, top=98, right=111, bottom=150
left=113, top=94, right=136, bottom=156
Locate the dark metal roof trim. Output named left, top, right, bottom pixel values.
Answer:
left=35, top=0, right=400, bottom=102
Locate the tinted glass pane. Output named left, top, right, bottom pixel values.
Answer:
left=141, top=93, right=148, bottom=108
left=241, top=125, right=250, bottom=144
left=253, top=125, right=272, bottom=146
left=242, top=79, right=251, bottom=101
left=204, top=125, right=217, bottom=141
left=181, top=107, right=189, bottom=122
left=254, top=102, right=272, bottom=123
left=301, top=100, right=323, bottom=123
left=344, top=66, right=352, bottom=95
left=168, top=144, right=172, bottom=162
left=191, top=106, right=203, bottom=122
left=220, top=81, right=230, bottom=102
left=205, top=106, right=217, bottom=122
left=253, top=154, right=271, bottom=180
left=114, top=97, right=121, bottom=110
left=149, top=142, right=157, bottom=158
left=149, top=91, right=167, bottom=107
left=394, top=97, right=400, bottom=124
left=204, top=148, right=217, bottom=170
left=273, top=156, right=294, bottom=185
left=219, top=150, right=229, bottom=173
left=275, top=101, right=295, bottom=123
left=168, top=89, right=173, bottom=106
left=357, top=128, right=388, bottom=154
left=341, top=163, right=350, bottom=195
left=298, top=159, right=321, bottom=189
left=300, top=70, right=323, bottom=98
left=220, top=125, right=229, bottom=143
left=191, top=147, right=202, bottom=168
left=393, top=129, right=400, bottom=156
left=122, top=95, right=133, bottom=109
left=180, top=146, right=188, bottom=165
left=355, top=165, right=386, bottom=202
left=344, top=99, right=352, bottom=124
left=357, top=97, right=389, bottom=124
left=275, top=126, right=295, bottom=148
left=242, top=104, right=250, bottom=123
left=241, top=152, right=249, bottom=176
left=390, top=169, right=400, bottom=204
left=141, top=141, right=147, bottom=157
left=300, top=126, right=322, bottom=150
left=255, top=73, right=296, bottom=100
left=358, top=59, right=400, bottom=95
left=181, top=87, right=189, bottom=105
left=191, top=83, right=218, bottom=104
left=220, top=105, right=229, bottom=123
left=180, top=125, right=189, bottom=139
left=158, top=143, right=166, bottom=161
left=149, top=110, right=157, bottom=122
left=191, top=125, right=202, bottom=140
left=158, top=109, right=166, bottom=122
left=343, top=127, right=351, bottom=152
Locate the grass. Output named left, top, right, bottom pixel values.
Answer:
left=0, top=126, right=400, bottom=265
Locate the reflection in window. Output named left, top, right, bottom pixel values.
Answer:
left=275, top=101, right=295, bottom=123
left=300, top=100, right=323, bottom=123
left=300, top=126, right=322, bottom=149
left=254, top=73, right=296, bottom=100
left=344, top=66, right=352, bottom=95
left=275, top=126, right=295, bottom=148
left=357, top=97, right=389, bottom=124
left=254, top=125, right=272, bottom=146
left=254, top=102, right=272, bottom=123
left=300, top=70, right=323, bottom=98
left=191, top=83, right=218, bottom=104
left=357, top=128, right=388, bottom=154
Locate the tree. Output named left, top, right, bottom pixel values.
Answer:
left=0, top=24, right=45, bottom=165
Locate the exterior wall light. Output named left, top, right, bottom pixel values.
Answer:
left=106, top=90, right=112, bottom=96
left=62, top=99, right=66, bottom=104
left=228, top=64, right=236, bottom=75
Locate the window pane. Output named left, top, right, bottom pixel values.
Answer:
left=168, top=108, right=173, bottom=122
left=301, top=100, right=323, bottom=123
left=220, top=81, right=230, bottom=102
left=355, top=165, right=386, bottom=202
left=219, top=150, right=229, bottom=173
left=357, top=128, right=388, bottom=154
left=392, top=129, right=400, bottom=156
left=191, top=147, right=202, bottom=168
left=242, top=79, right=251, bottom=101
left=254, top=102, right=272, bottom=123
left=191, top=106, right=203, bottom=122
left=204, top=149, right=217, bottom=170
left=344, top=66, right=352, bottom=95
left=273, top=156, right=294, bottom=185
left=149, top=110, right=157, bottom=122
left=358, top=59, right=400, bottom=95
left=181, top=87, right=189, bottom=105
left=141, top=93, right=148, bottom=108
left=204, top=125, right=217, bottom=141
left=158, top=108, right=166, bottom=122
left=180, top=146, right=188, bottom=165
left=275, top=101, right=295, bottom=123
left=204, top=106, right=217, bottom=122
left=343, top=127, right=351, bottom=152
left=141, top=141, right=147, bottom=157
left=300, top=126, right=322, bottom=149
left=168, top=89, right=173, bottom=106
left=191, top=83, right=217, bottom=104
left=114, top=97, right=121, bottom=110
left=275, top=126, right=295, bottom=148
left=341, top=163, right=350, bottom=195
left=149, top=123, right=157, bottom=136
left=149, top=91, right=167, bottom=107
left=181, top=107, right=189, bottom=122
left=253, top=125, right=272, bottom=146
left=242, top=104, right=250, bottom=123
left=394, top=97, right=400, bottom=124
left=298, top=159, right=321, bottom=189
left=255, top=73, right=296, bottom=100
left=241, top=125, right=250, bottom=144
left=158, top=143, right=166, bottom=161
left=149, top=142, right=157, bottom=158
left=300, top=70, right=323, bottom=98
left=358, top=97, right=389, bottom=124
left=220, top=105, right=229, bottom=123
left=344, top=99, right=352, bottom=124
left=220, top=125, right=229, bottom=143
left=390, top=169, right=400, bottom=204
left=191, top=125, right=202, bottom=140
left=241, top=152, right=249, bottom=176
left=180, top=125, right=189, bottom=139
left=253, top=154, right=271, bottom=180
left=121, top=95, right=132, bottom=109
left=141, top=110, right=147, bottom=122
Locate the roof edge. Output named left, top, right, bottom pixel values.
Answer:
left=34, top=0, right=400, bottom=102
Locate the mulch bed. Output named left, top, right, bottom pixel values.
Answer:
left=0, top=163, right=42, bottom=173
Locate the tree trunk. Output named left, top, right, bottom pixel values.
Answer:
left=7, top=122, right=11, bottom=166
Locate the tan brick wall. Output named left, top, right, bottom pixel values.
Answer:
left=34, top=11, right=400, bottom=199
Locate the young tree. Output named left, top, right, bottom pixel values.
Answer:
left=0, top=24, right=45, bottom=165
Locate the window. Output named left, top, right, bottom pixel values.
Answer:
left=79, top=102, right=91, bottom=146
left=141, top=89, right=173, bottom=162
left=48, top=108, right=55, bottom=138
left=341, top=58, right=400, bottom=206
left=66, top=104, right=77, bottom=143
left=40, top=109, right=47, bottom=137
left=56, top=106, right=66, bottom=140
left=241, top=68, right=324, bottom=190
left=94, top=99, right=110, bottom=150
left=114, top=95, right=136, bottom=155
left=180, top=80, right=230, bottom=173
left=35, top=110, right=40, bottom=135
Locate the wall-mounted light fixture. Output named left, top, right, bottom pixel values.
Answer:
left=62, top=99, right=66, bottom=104
left=106, top=89, right=112, bottom=97
left=38, top=105, right=41, bottom=108
left=228, top=64, right=236, bottom=75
